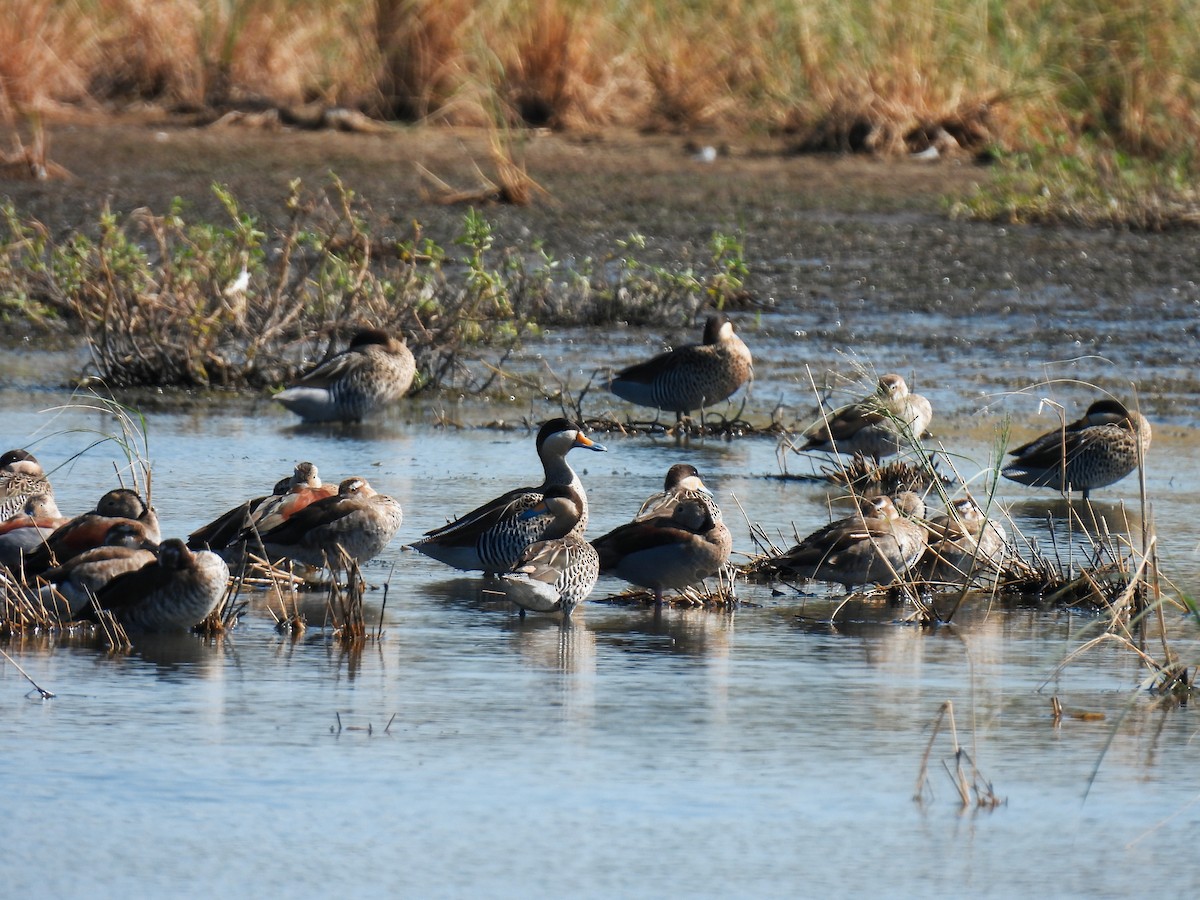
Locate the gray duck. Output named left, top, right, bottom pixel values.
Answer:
left=767, top=493, right=927, bottom=589
left=275, top=328, right=416, bottom=423
left=591, top=464, right=732, bottom=604
left=800, top=374, right=932, bottom=461
left=607, top=315, right=752, bottom=422
left=1001, top=399, right=1151, bottom=498
left=83, top=539, right=229, bottom=633
left=410, top=419, right=606, bottom=575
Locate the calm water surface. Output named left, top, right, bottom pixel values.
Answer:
left=3, top=339, right=1200, bottom=897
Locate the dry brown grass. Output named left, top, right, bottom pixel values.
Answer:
left=372, top=0, right=474, bottom=121
left=0, top=115, right=72, bottom=181
left=0, top=0, right=94, bottom=112
left=497, top=1, right=597, bottom=129
left=4, top=0, right=1200, bottom=170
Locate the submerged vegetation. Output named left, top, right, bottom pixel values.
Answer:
left=2, top=0, right=1200, bottom=224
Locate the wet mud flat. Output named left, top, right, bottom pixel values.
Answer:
left=4, top=113, right=1197, bottom=431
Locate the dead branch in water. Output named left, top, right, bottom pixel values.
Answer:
left=914, top=700, right=1003, bottom=810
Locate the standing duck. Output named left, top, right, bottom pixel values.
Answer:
left=1002, top=399, right=1152, bottom=498
left=274, top=328, right=416, bottom=423
left=766, top=493, right=927, bottom=589
left=249, top=476, right=403, bottom=570
left=187, top=461, right=336, bottom=554
left=498, top=526, right=601, bottom=617
left=607, top=315, right=753, bottom=422
left=799, top=374, right=933, bottom=461
left=83, top=539, right=230, bottom=633
left=591, top=465, right=732, bottom=604
left=0, top=449, right=54, bottom=521
left=410, top=418, right=606, bottom=575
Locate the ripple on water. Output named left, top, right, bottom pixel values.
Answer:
left=1, top=370, right=1199, bottom=897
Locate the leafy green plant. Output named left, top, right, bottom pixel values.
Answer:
left=0, top=181, right=755, bottom=391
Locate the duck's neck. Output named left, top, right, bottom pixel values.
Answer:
left=543, top=455, right=589, bottom=533
left=542, top=453, right=579, bottom=489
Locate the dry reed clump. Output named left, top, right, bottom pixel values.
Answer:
left=0, top=574, right=64, bottom=636
left=88, top=0, right=204, bottom=106
left=371, top=0, right=474, bottom=122
left=418, top=132, right=550, bottom=206
left=0, top=118, right=73, bottom=182
left=3, top=0, right=1197, bottom=174
left=495, top=3, right=601, bottom=130
left=596, top=565, right=740, bottom=610
left=821, top=454, right=953, bottom=496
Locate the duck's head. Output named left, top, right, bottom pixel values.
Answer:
left=1, top=449, right=45, bottom=477
left=663, top=463, right=711, bottom=496
left=702, top=314, right=735, bottom=345
left=95, top=488, right=150, bottom=519
left=537, top=419, right=607, bottom=457
left=877, top=374, right=910, bottom=400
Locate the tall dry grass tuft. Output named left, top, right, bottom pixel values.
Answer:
left=0, top=0, right=95, bottom=111
left=1033, top=0, right=1200, bottom=159
left=372, top=0, right=474, bottom=122
left=90, top=0, right=204, bottom=105
left=497, top=1, right=600, bottom=129
left=640, top=8, right=742, bottom=132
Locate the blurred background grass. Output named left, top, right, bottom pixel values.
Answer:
left=2, top=0, right=1196, bottom=161
left=2, top=0, right=1198, bottom=226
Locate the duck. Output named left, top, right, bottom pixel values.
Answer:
left=607, top=314, right=753, bottom=422
left=274, top=328, right=416, bottom=423
left=410, top=418, right=606, bottom=575
left=633, top=462, right=716, bottom=520
left=20, top=488, right=160, bottom=576
left=82, top=539, right=230, bottom=633
left=498, top=529, right=601, bottom=617
left=33, top=520, right=159, bottom=619
left=591, top=465, right=732, bottom=604
left=0, top=493, right=67, bottom=569
left=917, top=497, right=1008, bottom=585
left=0, top=449, right=54, bottom=521
left=1001, top=399, right=1152, bottom=498
left=249, top=476, right=403, bottom=570
left=187, top=461, right=336, bottom=554
left=799, top=374, right=933, bottom=461
left=766, top=493, right=927, bottom=589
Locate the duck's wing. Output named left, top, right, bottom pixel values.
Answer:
left=187, top=498, right=261, bottom=550
left=249, top=494, right=361, bottom=545
left=87, top=558, right=169, bottom=615
left=612, top=342, right=703, bottom=382
left=803, top=398, right=887, bottom=445
left=287, top=349, right=358, bottom=389
left=592, top=518, right=705, bottom=571
left=417, top=486, right=548, bottom=547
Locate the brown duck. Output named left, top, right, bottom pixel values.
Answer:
left=607, top=315, right=753, bottom=422
left=1002, top=399, right=1152, bottom=498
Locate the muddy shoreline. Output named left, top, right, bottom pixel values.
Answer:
left=3, top=114, right=1198, bottom=425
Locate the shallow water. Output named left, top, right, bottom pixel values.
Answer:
left=2, top=382, right=1200, bottom=897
